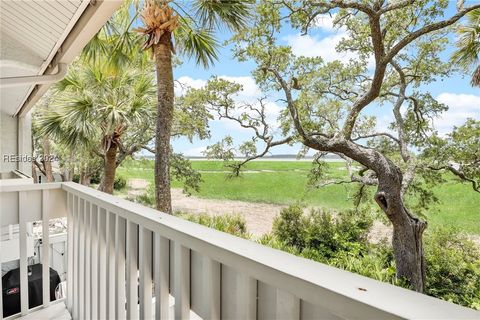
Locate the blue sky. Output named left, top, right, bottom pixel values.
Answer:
left=166, top=4, right=480, bottom=157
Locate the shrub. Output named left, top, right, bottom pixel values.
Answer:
left=270, top=206, right=480, bottom=310
left=135, top=184, right=155, bottom=207
left=90, top=171, right=101, bottom=184
left=272, top=205, right=306, bottom=248
left=72, top=171, right=101, bottom=184
left=424, top=227, right=480, bottom=309
left=175, top=212, right=249, bottom=238
left=272, top=205, right=373, bottom=258
left=113, top=175, right=127, bottom=190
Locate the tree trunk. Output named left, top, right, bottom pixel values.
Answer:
left=79, top=168, right=91, bottom=186
left=153, top=33, right=174, bottom=214
left=42, top=136, right=55, bottom=182
left=62, top=152, right=75, bottom=182
left=392, top=211, right=426, bottom=292
left=99, top=144, right=118, bottom=194
left=32, top=162, right=38, bottom=183
left=374, top=187, right=427, bottom=292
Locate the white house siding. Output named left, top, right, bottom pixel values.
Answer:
left=0, top=111, right=31, bottom=174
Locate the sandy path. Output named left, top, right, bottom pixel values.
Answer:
left=171, top=188, right=285, bottom=235
left=127, top=178, right=480, bottom=245
left=128, top=178, right=391, bottom=240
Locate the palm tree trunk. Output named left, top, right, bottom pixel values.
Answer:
left=153, top=33, right=174, bottom=214
left=99, top=144, right=118, bottom=194
left=471, top=65, right=480, bottom=87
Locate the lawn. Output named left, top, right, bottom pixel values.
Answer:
left=118, top=159, right=480, bottom=234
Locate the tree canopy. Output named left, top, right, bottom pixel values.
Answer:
left=179, top=0, right=480, bottom=291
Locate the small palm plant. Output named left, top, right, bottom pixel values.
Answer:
left=37, top=56, right=155, bottom=194
left=452, top=10, right=480, bottom=86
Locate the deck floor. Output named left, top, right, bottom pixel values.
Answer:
left=13, top=296, right=202, bottom=320
left=16, top=303, right=71, bottom=320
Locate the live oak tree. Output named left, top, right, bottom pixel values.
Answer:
left=183, top=1, right=480, bottom=292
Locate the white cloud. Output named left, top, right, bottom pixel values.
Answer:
left=175, top=76, right=207, bottom=96
left=435, top=93, right=480, bottom=134
left=375, top=93, right=480, bottom=136
left=313, top=14, right=344, bottom=32
left=285, top=33, right=344, bottom=62
left=183, top=146, right=207, bottom=157
left=219, top=75, right=261, bottom=98
left=284, top=33, right=375, bottom=69
left=174, top=75, right=261, bottom=98
left=284, top=15, right=374, bottom=68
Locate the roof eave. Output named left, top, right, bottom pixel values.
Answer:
left=14, top=0, right=123, bottom=118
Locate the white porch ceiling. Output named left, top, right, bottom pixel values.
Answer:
left=0, top=0, right=89, bottom=116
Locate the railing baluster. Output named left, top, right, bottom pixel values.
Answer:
left=19, top=191, right=29, bottom=315
left=78, top=199, right=85, bottom=320
left=115, top=216, right=127, bottom=319
left=84, top=201, right=91, bottom=319
left=238, top=274, right=257, bottom=319
left=67, top=193, right=73, bottom=313
left=174, top=242, right=190, bottom=320
left=154, top=234, right=169, bottom=320
left=90, top=203, right=99, bottom=320
left=42, top=190, right=50, bottom=308
left=98, top=208, right=107, bottom=319
left=139, top=226, right=153, bottom=320
left=203, top=257, right=221, bottom=320
left=276, top=289, right=300, bottom=319
left=107, top=212, right=116, bottom=319
left=126, top=221, right=139, bottom=320
left=73, top=195, right=80, bottom=319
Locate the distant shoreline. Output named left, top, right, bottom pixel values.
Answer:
left=188, top=158, right=345, bottom=162
left=138, top=155, right=345, bottom=162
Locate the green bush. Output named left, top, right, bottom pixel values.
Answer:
left=90, top=171, right=101, bottom=184
left=272, top=205, right=373, bottom=258
left=424, top=227, right=480, bottom=309
left=114, top=175, right=127, bottom=190
left=135, top=184, right=155, bottom=207
left=175, top=212, right=249, bottom=238
left=72, top=171, right=101, bottom=184
left=271, top=205, right=306, bottom=248
left=269, top=205, right=480, bottom=310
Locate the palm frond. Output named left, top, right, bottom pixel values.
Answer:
left=82, top=33, right=109, bottom=63
left=452, top=9, right=480, bottom=86
left=471, top=65, right=480, bottom=87
left=192, top=0, right=252, bottom=31
left=175, top=20, right=219, bottom=68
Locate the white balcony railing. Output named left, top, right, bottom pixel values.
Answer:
left=0, top=182, right=479, bottom=320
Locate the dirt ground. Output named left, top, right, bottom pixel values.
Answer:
left=128, top=178, right=392, bottom=241
left=128, top=178, right=480, bottom=245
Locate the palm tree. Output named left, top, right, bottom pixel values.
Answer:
left=453, top=10, right=480, bottom=86
left=135, top=0, right=252, bottom=213
left=37, top=55, right=155, bottom=194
